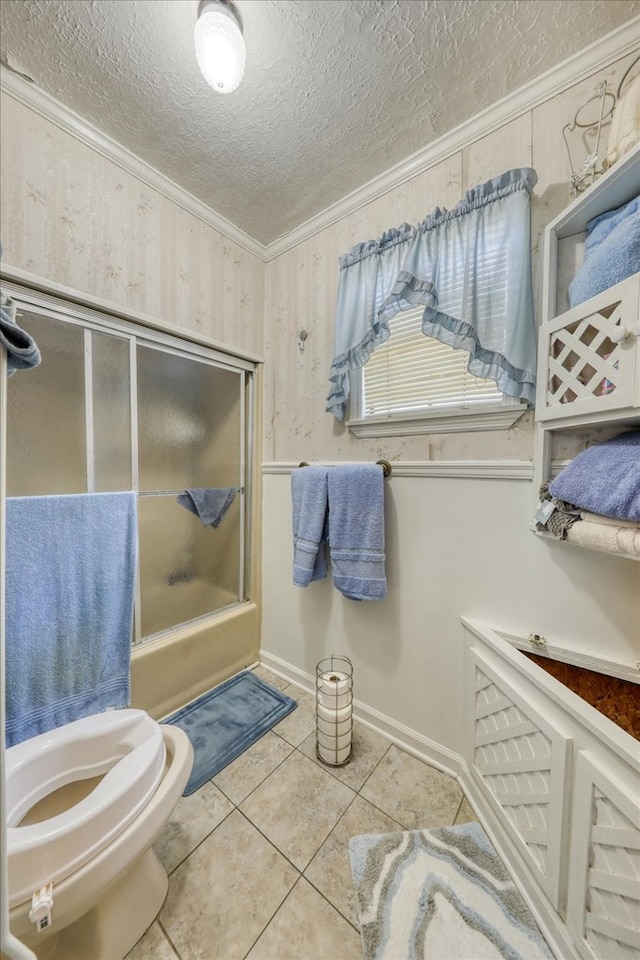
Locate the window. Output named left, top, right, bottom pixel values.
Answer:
left=348, top=308, right=526, bottom=437
left=6, top=288, right=255, bottom=644
left=361, top=307, right=503, bottom=418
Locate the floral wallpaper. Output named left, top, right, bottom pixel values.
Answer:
left=263, top=52, right=637, bottom=464
left=0, top=92, right=264, bottom=359
left=1, top=48, right=636, bottom=467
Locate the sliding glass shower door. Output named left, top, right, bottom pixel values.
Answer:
left=6, top=293, right=254, bottom=646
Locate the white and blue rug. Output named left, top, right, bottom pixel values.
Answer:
left=348, top=822, right=555, bottom=960
left=165, top=670, right=296, bottom=795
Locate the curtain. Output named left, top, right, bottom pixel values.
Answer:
left=326, top=168, right=538, bottom=421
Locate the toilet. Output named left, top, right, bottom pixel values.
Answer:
left=6, top=709, right=193, bottom=960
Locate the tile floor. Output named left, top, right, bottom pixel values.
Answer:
left=126, top=665, right=476, bottom=960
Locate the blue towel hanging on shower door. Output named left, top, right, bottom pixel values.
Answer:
left=177, top=487, right=238, bottom=527
left=4, top=492, right=137, bottom=747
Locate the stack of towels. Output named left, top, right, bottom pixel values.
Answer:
left=291, top=463, right=386, bottom=601
left=548, top=430, right=640, bottom=557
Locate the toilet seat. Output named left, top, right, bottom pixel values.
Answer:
left=6, top=709, right=166, bottom=909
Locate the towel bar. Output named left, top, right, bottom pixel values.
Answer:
left=298, top=459, right=392, bottom=477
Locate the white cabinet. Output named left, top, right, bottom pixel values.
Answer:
left=567, top=750, right=640, bottom=960
left=467, top=646, right=571, bottom=910
left=533, top=144, right=640, bottom=540
left=463, top=619, right=640, bottom=960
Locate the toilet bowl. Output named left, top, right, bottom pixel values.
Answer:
left=7, top=709, right=193, bottom=960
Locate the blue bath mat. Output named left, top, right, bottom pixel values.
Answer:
left=164, top=670, right=297, bottom=796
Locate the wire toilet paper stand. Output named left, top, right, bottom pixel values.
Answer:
left=315, top=655, right=353, bottom=766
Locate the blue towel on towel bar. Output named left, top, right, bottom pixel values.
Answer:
left=5, top=492, right=137, bottom=747
left=291, top=466, right=329, bottom=586
left=328, top=464, right=386, bottom=601
left=177, top=487, right=238, bottom=528
left=549, top=431, right=640, bottom=522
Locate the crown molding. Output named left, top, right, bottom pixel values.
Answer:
left=1, top=19, right=637, bottom=265
left=263, top=19, right=640, bottom=260
left=0, top=66, right=266, bottom=263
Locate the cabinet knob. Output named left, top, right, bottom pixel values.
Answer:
left=609, top=325, right=629, bottom=343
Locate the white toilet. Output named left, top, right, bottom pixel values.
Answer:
left=6, top=709, right=193, bottom=960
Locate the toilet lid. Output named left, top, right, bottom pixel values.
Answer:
left=6, top=709, right=166, bottom=908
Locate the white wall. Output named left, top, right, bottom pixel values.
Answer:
left=263, top=471, right=639, bottom=756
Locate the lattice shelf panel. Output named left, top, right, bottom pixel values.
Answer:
left=536, top=273, right=639, bottom=424
left=473, top=666, right=553, bottom=878
left=547, top=303, right=623, bottom=408
left=583, top=788, right=640, bottom=960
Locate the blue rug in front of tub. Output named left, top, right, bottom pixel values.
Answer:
left=164, top=670, right=297, bottom=796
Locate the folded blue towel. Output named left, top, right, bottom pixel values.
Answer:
left=569, top=196, right=640, bottom=308
left=291, top=466, right=329, bottom=586
left=0, top=298, right=41, bottom=376
left=328, top=464, right=386, bottom=601
left=549, top=431, right=640, bottom=522
left=5, top=492, right=137, bottom=747
left=177, top=487, right=238, bottom=528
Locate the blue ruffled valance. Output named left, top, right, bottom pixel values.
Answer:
left=326, top=168, right=538, bottom=421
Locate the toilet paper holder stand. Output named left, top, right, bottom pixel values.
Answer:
left=315, top=655, right=353, bottom=767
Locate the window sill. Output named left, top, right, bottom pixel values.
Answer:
left=346, top=403, right=528, bottom=438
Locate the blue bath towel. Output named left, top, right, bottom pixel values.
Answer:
left=549, top=431, right=640, bottom=522
left=177, top=487, right=238, bottom=528
left=569, top=196, right=640, bottom=308
left=291, top=465, right=329, bottom=586
left=0, top=298, right=41, bottom=376
left=328, top=464, right=386, bottom=601
left=5, top=492, right=137, bottom=747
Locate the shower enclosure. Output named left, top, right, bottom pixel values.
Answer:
left=4, top=281, right=261, bottom=717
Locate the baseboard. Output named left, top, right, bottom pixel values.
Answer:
left=260, top=650, right=462, bottom=780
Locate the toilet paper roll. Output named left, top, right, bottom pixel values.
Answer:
left=317, top=728, right=351, bottom=751
left=317, top=716, right=352, bottom=739
left=317, top=703, right=352, bottom=724
left=317, top=671, right=352, bottom=710
left=318, top=740, right=351, bottom=765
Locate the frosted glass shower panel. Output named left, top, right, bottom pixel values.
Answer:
left=138, top=493, right=241, bottom=637
left=92, top=332, right=132, bottom=491
left=137, top=346, right=242, bottom=492
left=6, top=312, right=86, bottom=496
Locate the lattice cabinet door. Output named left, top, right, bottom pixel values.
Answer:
left=566, top=750, right=640, bottom=960
left=536, top=274, right=640, bottom=423
left=467, top=647, right=572, bottom=910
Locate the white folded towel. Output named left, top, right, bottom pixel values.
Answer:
left=568, top=517, right=640, bottom=557
left=580, top=510, right=639, bottom=530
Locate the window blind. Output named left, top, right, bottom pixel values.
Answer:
left=362, top=307, right=503, bottom=418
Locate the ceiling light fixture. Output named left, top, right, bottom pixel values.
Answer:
left=194, top=0, right=245, bottom=95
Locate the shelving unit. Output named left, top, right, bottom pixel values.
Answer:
left=532, top=144, right=640, bottom=558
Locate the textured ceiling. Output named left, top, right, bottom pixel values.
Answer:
left=0, top=0, right=638, bottom=244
